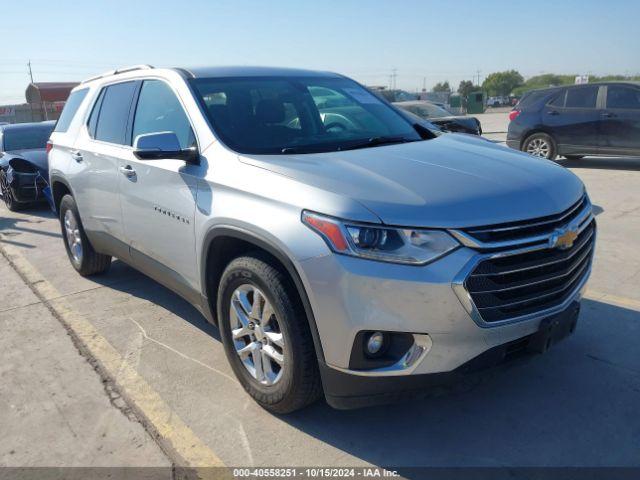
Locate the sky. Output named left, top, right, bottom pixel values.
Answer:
left=1, top=0, right=639, bottom=104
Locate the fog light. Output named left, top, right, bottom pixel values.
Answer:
left=366, top=332, right=385, bottom=355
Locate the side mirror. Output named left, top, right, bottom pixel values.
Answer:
left=133, top=132, right=199, bottom=164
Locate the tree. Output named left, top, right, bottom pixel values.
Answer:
left=457, top=80, right=476, bottom=97
left=482, top=70, right=524, bottom=96
left=432, top=81, right=451, bottom=93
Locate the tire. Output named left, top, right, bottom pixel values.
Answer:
left=522, top=133, right=557, bottom=160
left=59, top=194, right=111, bottom=276
left=0, top=170, right=21, bottom=212
left=564, top=155, right=584, bottom=160
left=217, top=254, right=322, bottom=413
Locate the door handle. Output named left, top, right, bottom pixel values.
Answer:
left=601, top=112, right=616, bottom=118
left=547, top=110, right=560, bottom=116
left=71, top=150, right=83, bottom=162
left=119, top=165, right=136, bottom=177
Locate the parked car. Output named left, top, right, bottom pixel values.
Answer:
left=394, top=100, right=482, bottom=135
left=49, top=65, right=594, bottom=412
left=0, top=121, right=55, bottom=211
left=507, top=82, right=640, bottom=159
left=487, top=96, right=509, bottom=107
left=371, top=89, right=419, bottom=103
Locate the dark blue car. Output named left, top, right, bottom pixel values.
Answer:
left=0, top=121, right=55, bottom=211
left=507, top=82, right=640, bottom=160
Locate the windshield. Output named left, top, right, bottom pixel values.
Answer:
left=398, top=103, right=451, bottom=119
left=3, top=125, right=54, bottom=151
left=191, top=76, right=422, bottom=154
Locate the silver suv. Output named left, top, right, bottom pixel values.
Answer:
left=49, top=65, right=595, bottom=412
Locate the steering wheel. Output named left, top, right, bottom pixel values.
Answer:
left=324, top=122, right=347, bottom=133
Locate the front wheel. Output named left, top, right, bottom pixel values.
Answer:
left=522, top=133, right=557, bottom=160
left=59, top=194, right=111, bottom=276
left=217, top=254, right=321, bottom=413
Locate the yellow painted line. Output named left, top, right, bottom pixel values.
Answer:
left=0, top=238, right=225, bottom=468
left=585, top=289, right=640, bottom=312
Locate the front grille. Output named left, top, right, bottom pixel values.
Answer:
left=464, top=220, right=595, bottom=323
left=462, top=195, right=588, bottom=245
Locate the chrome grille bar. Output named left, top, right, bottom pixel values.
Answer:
left=474, top=255, right=591, bottom=311
left=469, top=242, right=594, bottom=294
left=451, top=202, right=596, bottom=327
left=450, top=195, right=592, bottom=250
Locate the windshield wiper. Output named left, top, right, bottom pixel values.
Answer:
left=280, top=136, right=419, bottom=154
left=338, top=136, right=418, bottom=151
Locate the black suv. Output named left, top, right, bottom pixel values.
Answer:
left=507, top=82, right=640, bottom=160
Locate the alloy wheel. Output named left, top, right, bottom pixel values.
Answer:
left=0, top=172, right=14, bottom=209
left=64, top=209, right=83, bottom=264
left=525, top=138, right=551, bottom=158
left=230, top=284, right=285, bottom=385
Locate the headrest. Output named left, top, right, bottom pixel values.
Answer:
left=255, top=99, right=285, bottom=124
left=208, top=104, right=228, bottom=119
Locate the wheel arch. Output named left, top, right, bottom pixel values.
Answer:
left=49, top=174, right=75, bottom=213
left=201, top=226, right=325, bottom=363
left=520, top=127, right=558, bottom=150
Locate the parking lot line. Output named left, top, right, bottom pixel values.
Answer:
left=0, top=237, right=225, bottom=468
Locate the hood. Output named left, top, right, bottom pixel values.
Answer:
left=7, top=149, right=48, bottom=173
left=240, top=134, right=584, bottom=228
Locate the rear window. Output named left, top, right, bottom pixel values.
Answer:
left=93, top=81, right=138, bottom=144
left=518, top=90, right=556, bottom=109
left=54, top=88, right=89, bottom=132
left=518, top=89, right=558, bottom=109
left=3, top=125, right=54, bottom=151
left=565, top=86, right=598, bottom=108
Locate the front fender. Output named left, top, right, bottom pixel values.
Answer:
left=199, top=224, right=326, bottom=363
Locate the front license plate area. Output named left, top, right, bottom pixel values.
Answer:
left=527, top=302, right=580, bottom=354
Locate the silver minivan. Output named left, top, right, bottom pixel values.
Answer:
left=49, top=65, right=595, bottom=412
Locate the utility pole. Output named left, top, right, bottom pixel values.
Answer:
left=28, top=60, right=35, bottom=83
left=390, top=68, right=397, bottom=90
left=27, top=60, right=36, bottom=121
left=475, top=69, right=481, bottom=86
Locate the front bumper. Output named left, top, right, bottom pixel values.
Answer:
left=298, top=225, right=592, bottom=405
left=300, top=247, right=584, bottom=373
left=321, top=300, right=581, bottom=409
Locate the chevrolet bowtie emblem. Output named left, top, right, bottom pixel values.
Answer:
left=549, top=228, right=578, bottom=250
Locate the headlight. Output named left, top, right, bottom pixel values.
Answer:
left=302, top=211, right=459, bottom=265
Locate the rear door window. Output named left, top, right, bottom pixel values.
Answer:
left=93, top=81, right=138, bottom=144
left=87, top=88, right=105, bottom=138
left=565, top=86, right=598, bottom=109
left=606, top=85, right=640, bottom=109
left=54, top=88, right=89, bottom=132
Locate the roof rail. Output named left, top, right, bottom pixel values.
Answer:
left=172, top=67, right=195, bottom=79
left=81, top=64, right=154, bottom=84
